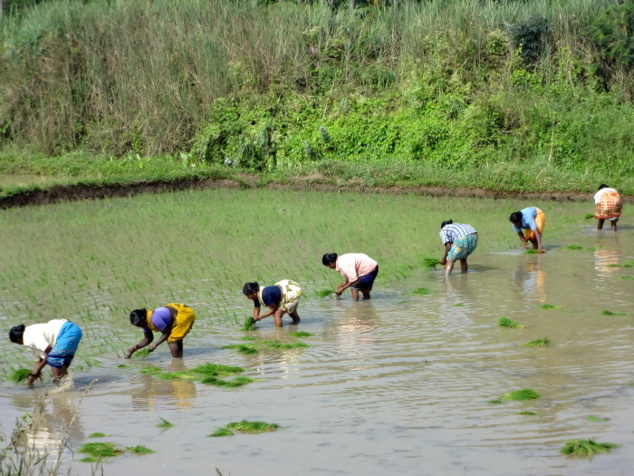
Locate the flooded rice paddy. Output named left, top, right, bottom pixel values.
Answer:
left=0, top=189, right=633, bottom=475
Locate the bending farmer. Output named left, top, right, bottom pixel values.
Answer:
left=509, top=207, right=546, bottom=253
left=126, top=303, right=196, bottom=358
left=322, top=253, right=379, bottom=300
left=438, top=220, right=478, bottom=275
left=594, top=184, right=622, bottom=231
left=9, top=319, right=83, bottom=386
left=243, top=280, right=302, bottom=327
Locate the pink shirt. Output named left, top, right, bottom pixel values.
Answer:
left=335, top=253, right=378, bottom=282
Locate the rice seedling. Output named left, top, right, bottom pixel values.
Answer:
left=584, top=213, right=595, bottom=220
left=525, top=249, right=539, bottom=254
left=412, top=287, right=430, bottom=295
left=518, top=411, right=537, bottom=415
left=619, top=276, right=634, bottom=279
left=127, top=445, right=155, bottom=455
left=488, top=399, right=503, bottom=405
left=498, top=317, right=524, bottom=328
left=560, top=439, right=619, bottom=456
left=241, top=336, right=256, bottom=340
left=423, top=258, right=441, bottom=268
left=502, top=389, right=540, bottom=401
left=88, top=433, right=108, bottom=438
left=290, top=332, right=313, bottom=337
left=453, top=303, right=465, bottom=307
left=565, top=245, right=583, bottom=250
left=201, top=376, right=255, bottom=387
left=261, top=340, right=308, bottom=349
left=315, top=289, right=335, bottom=298
left=157, top=418, right=174, bottom=428
left=541, top=304, right=559, bottom=309
left=226, top=420, right=280, bottom=434
left=586, top=415, right=610, bottom=422
left=209, top=428, right=234, bottom=437
left=77, top=442, right=123, bottom=459
left=242, top=316, right=255, bottom=331
left=9, top=368, right=33, bottom=383
left=524, top=338, right=549, bottom=347
left=132, top=348, right=152, bottom=359
left=602, top=310, right=628, bottom=316
left=223, top=344, right=259, bottom=354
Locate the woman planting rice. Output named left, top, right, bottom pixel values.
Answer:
left=322, top=252, right=379, bottom=300
left=9, top=319, right=83, bottom=386
left=594, top=184, right=622, bottom=231
left=438, top=220, right=478, bottom=275
left=242, top=280, right=302, bottom=327
left=509, top=207, right=546, bottom=253
left=125, top=303, right=196, bottom=358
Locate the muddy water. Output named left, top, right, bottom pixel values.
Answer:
left=1, top=195, right=633, bottom=475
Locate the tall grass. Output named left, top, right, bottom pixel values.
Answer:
left=2, top=0, right=633, bottom=178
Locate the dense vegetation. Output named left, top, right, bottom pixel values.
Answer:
left=1, top=0, right=633, bottom=195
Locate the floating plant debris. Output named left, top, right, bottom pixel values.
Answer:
left=261, top=340, right=308, bottom=349
left=524, top=338, right=549, bottom=347
left=586, top=415, right=610, bottom=422
left=209, top=428, right=234, bottom=437
left=488, top=399, right=503, bottom=405
left=602, top=310, right=628, bottom=316
left=9, top=368, right=32, bottom=383
left=127, top=445, right=155, bottom=455
left=499, top=317, right=523, bottom=328
left=540, top=304, right=559, bottom=309
left=223, top=344, right=259, bottom=354
left=565, top=245, right=583, bottom=250
left=141, top=363, right=251, bottom=387
left=157, top=418, right=174, bottom=428
left=560, top=439, right=619, bottom=456
left=518, top=411, right=537, bottom=415
left=290, top=331, right=313, bottom=337
left=412, top=287, right=430, bottom=295
left=88, top=433, right=108, bottom=438
left=242, top=317, right=255, bottom=331
left=201, top=376, right=255, bottom=387
left=226, top=420, right=280, bottom=434
left=502, top=389, right=540, bottom=401
left=78, top=442, right=123, bottom=460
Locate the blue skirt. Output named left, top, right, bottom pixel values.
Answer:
left=47, top=321, right=83, bottom=368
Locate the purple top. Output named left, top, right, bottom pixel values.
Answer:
left=151, top=307, right=172, bottom=331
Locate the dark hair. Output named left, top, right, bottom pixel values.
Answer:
left=322, top=253, right=338, bottom=266
left=509, top=211, right=523, bottom=223
left=598, top=184, right=609, bottom=191
left=129, top=309, right=147, bottom=327
left=441, top=219, right=453, bottom=230
left=242, top=282, right=259, bottom=295
left=9, top=324, right=25, bottom=343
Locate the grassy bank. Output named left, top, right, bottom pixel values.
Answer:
left=1, top=0, right=634, bottom=198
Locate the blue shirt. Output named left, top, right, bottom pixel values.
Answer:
left=512, top=207, right=538, bottom=232
left=254, top=285, right=281, bottom=308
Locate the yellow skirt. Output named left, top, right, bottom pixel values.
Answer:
left=525, top=208, right=545, bottom=242
left=165, top=303, right=196, bottom=343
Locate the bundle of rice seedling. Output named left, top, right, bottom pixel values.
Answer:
left=423, top=258, right=441, bottom=268
left=584, top=213, right=595, bottom=220
left=525, top=249, right=539, bottom=254
left=133, top=348, right=151, bottom=358
left=242, top=316, right=255, bottom=331
left=226, top=420, right=279, bottom=434
left=209, top=428, right=234, bottom=437
left=127, top=445, right=155, bottom=454
left=412, top=287, right=430, bottom=295
left=498, top=317, right=524, bottom=328
left=502, top=388, right=540, bottom=401
left=524, top=338, right=549, bottom=347
left=9, top=368, right=33, bottom=383
left=586, top=415, right=610, bottom=422
left=560, top=439, right=619, bottom=456
left=315, top=289, right=335, bottom=298
left=565, top=245, right=583, bottom=250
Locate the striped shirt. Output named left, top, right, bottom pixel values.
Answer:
left=439, top=223, right=477, bottom=245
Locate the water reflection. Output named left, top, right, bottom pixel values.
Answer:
left=131, top=359, right=197, bottom=410
left=513, top=254, right=547, bottom=304
left=440, top=275, right=475, bottom=337
left=594, top=233, right=621, bottom=278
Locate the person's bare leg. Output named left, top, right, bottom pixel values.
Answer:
left=274, top=310, right=285, bottom=327
left=597, top=218, right=605, bottom=230
left=361, top=290, right=371, bottom=300
left=459, top=258, right=468, bottom=273
left=168, top=341, right=183, bottom=358
left=52, top=365, right=69, bottom=380
left=289, top=309, right=300, bottom=323
left=445, top=259, right=456, bottom=276
left=611, top=218, right=618, bottom=231
left=351, top=288, right=360, bottom=301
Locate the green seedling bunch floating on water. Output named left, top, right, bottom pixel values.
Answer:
left=499, top=317, right=524, bottom=328
left=141, top=363, right=254, bottom=387
left=560, top=439, right=619, bottom=456
left=209, top=420, right=280, bottom=437
left=78, top=442, right=155, bottom=462
left=224, top=338, right=309, bottom=355
left=524, top=338, right=549, bottom=347
left=502, top=389, right=540, bottom=401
